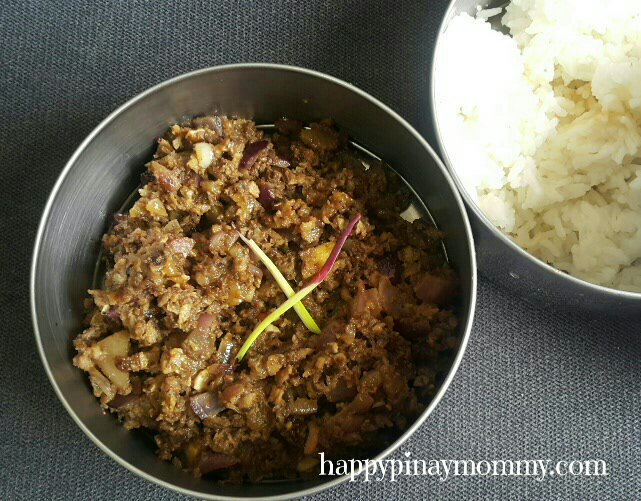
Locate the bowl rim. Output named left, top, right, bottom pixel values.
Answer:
left=430, top=0, right=641, bottom=300
left=31, top=62, right=477, bottom=500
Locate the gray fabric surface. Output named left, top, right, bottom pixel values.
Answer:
left=1, top=0, right=640, bottom=499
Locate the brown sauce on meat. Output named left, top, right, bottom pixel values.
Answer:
left=73, top=116, right=460, bottom=482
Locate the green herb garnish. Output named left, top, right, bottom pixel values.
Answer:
left=239, top=234, right=321, bottom=334
left=236, top=213, right=361, bottom=361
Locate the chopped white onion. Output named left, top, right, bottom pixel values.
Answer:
left=194, top=142, right=215, bottom=169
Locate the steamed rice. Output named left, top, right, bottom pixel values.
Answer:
left=435, top=0, right=641, bottom=292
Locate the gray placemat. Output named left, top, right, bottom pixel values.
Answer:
left=2, top=0, right=640, bottom=499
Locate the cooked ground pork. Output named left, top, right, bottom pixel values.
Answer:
left=73, top=116, right=460, bottom=482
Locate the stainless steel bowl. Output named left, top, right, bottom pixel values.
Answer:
left=31, top=64, right=476, bottom=499
left=431, top=0, right=641, bottom=313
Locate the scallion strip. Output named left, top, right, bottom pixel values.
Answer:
left=236, top=213, right=361, bottom=361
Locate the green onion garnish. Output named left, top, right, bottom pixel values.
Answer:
left=239, top=234, right=321, bottom=334
left=236, top=213, right=361, bottom=361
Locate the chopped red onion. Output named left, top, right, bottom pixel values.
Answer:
left=156, top=171, right=179, bottom=191
left=108, top=378, right=142, bottom=408
left=238, top=140, right=269, bottom=170
left=190, top=392, right=224, bottom=420
left=108, top=392, right=142, bottom=409
left=257, top=182, right=276, bottom=211
left=197, top=312, right=216, bottom=330
left=192, top=116, right=224, bottom=138
left=209, top=363, right=234, bottom=377
left=247, top=262, right=263, bottom=282
left=183, top=313, right=218, bottom=360
left=106, top=308, right=120, bottom=321
left=209, top=230, right=239, bottom=254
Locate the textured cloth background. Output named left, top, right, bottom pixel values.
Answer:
left=1, top=0, right=640, bottom=499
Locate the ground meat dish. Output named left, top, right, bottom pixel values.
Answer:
left=73, top=116, right=460, bottom=482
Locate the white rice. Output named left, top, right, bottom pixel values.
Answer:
left=434, top=0, right=641, bottom=292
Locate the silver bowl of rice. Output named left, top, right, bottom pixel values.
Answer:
left=431, top=0, right=641, bottom=312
